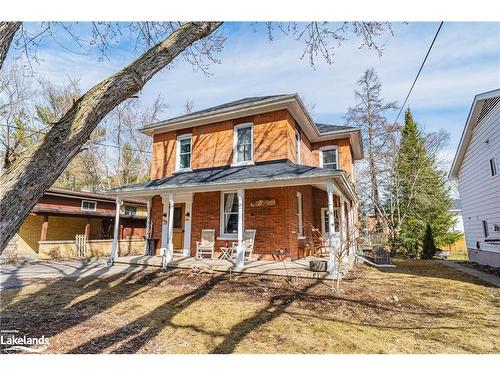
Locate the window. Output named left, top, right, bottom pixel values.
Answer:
left=124, top=205, right=137, bottom=216
left=173, top=207, right=183, bottom=228
left=490, top=157, right=497, bottom=177
left=81, top=200, right=96, bottom=211
left=221, top=192, right=239, bottom=236
left=321, top=207, right=340, bottom=234
left=296, top=192, right=304, bottom=238
left=176, top=134, right=192, bottom=171
left=233, top=123, right=253, bottom=165
left=320, top=146, right=338, bottom=170
left=482, top=220, right=489, bottom=238
left=295, top=129, right=301, bottom=164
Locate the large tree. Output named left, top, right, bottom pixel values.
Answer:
left=389, top=109, right=458, bottom=255
left=0, top=21, right=393, bottom=252
left=346, top=68, right=397, bottom=229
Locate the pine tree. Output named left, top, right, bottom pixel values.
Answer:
left=422, top=224, right=437, bottom=259
left=392, top=109, right=458, bottom=254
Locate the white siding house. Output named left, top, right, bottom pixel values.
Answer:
left=449, top=89, right=500, bottom=267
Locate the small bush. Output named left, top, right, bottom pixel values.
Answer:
left=48, top=247, right=62, bottom=261
left=5, top=253, right=18, bottom=264
left=421, top=224, right=437, bottom=259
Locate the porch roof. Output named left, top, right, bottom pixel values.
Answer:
left=108, top=159, right=356, bottom=200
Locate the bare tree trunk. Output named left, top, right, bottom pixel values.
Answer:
left=0, top=22, right=21, bottom=70
left=0, top=22, right=222, bottom=252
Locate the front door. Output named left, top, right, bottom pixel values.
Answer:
left=172, top=204, right=184, bottom=251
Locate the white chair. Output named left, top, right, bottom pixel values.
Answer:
left=232, top=229, right=256, bottom=261
left=196, top=229, right=215, bottom=259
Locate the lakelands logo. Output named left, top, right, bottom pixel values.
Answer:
left=1, top=330, right=50, bottom=353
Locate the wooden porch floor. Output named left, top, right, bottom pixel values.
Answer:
left=113, top=255, right=334, bottom=279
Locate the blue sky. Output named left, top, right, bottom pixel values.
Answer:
left=9, top=22, right=500, bottom=171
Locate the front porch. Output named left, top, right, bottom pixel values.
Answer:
left=108, top=160, right=359, bottom=275
left=113, top=254, right=340, bottom=279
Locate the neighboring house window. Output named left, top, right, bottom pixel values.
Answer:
left=490, top=157, right=497, bottom=177
left=124, top=205, right=137, bottom=216
left=221, top=192, right=239, bottom=236
left=176, top=134, right=192, bottom=171
left=319, top=146, right=338, bottom=169
left=321, top=207, right=340, bottom=234
left=296, top=192, right=304, bottom=238
left=233, top=123, right=253, bottom=165
left=81, top=200, right=97, bottom=211
left=482, top=220, right=489, bottom=238
left=295, top=129, right=301, bottom=164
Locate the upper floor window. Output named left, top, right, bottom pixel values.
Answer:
left=295, top=129, right=301, bottom=164
left=176, top=134, right=192, bottom=171
left=81, top=200, right=97, bottom=212
left=319, top=146, right=338, bottom=170
left=490, top=157, right=497, bottom=177
left=233, top=123, right=253, bottom=165
left=124, top=205, right=137, bottom=216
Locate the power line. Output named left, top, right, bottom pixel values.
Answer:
left=393, top=21, right=444, bottom=125
left=0, top=122, right=152, bottom=154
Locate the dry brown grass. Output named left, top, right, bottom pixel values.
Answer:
left=1, top=259, right=499, bottom=354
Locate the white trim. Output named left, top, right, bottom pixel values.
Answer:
left=296, top=191, right=303, bottom=238
left=220, top=190, right=240, bottom=238
left=175, top=133, right=192, bottom=172
left=183, top=198, right=193, bottom=257
left=233, top=123, right=254, bottom=166
left=319, top=145, right=339, bottom=170
left=449, top=88, right=500, bottom=179
left=81, top=200, right=97, bottom=212
left=295, top=129, right=301, bottom=164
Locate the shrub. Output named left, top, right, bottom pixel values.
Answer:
left=48, top=246, right=62, bottom=260
left=421, top=224, right=437, bottom=259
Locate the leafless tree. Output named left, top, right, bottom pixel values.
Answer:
left=0, top=21, right=393, bottom=253
left=346, top=68, right=398, bottom=228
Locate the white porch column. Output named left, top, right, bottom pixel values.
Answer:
left=183, top=194, right=193, bottom=257
left=235, top=188, right=245, bottom=268
left=143, top=198, right=152, bottom=255
left=166, top=192, right=175, bottom=263
left=160, top=195, right=169, bottom=256
left=327, top=181, right=337, bottom=275
left=110, top=197, right=122, bottom=261
left=340, top=196, right=347, bottom=258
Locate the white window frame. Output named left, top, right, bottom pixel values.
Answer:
left=319, top=145, right=339, bottom=170
left=220, top=191, right=240, bottom=238
left=295, top=129, right=301, bottom=164
left=232, top=123, right=254, bottom=166
left=81, top=200, right=97, bottom=212
left=321, top=207, right=340, bottom=235
left=296, top=192, right=304, bottom=239
left=175, top=133, right=192, bottom=172
left=489, top=157, right=497, bottom=177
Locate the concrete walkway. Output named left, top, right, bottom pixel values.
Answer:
left=438, top=260, right=500, bottom=287
left=0, top=259, right=145, bottom=289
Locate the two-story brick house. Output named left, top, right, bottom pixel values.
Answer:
left=109, top=94, right=363, bottom=270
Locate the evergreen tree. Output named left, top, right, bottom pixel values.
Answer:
left=421, top=224, right=437, bottom=259
left=392, top=109, right=458, bottom=254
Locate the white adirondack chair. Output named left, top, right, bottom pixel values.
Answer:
left=196, top=229, right=215, bottom=259
left=232, top=229, right=256, bottom=261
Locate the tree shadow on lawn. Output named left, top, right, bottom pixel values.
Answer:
left=0, top=263, right=175, bottom=344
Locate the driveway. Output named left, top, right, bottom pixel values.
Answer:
left=0, top=259, right=146, bottom=289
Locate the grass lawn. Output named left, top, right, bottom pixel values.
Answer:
left=1, top=259, right=499, bottom=354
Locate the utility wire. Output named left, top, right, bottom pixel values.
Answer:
left=0, top=122, right=152, bottom=154
left=392, top=21, right=444, bottom=125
